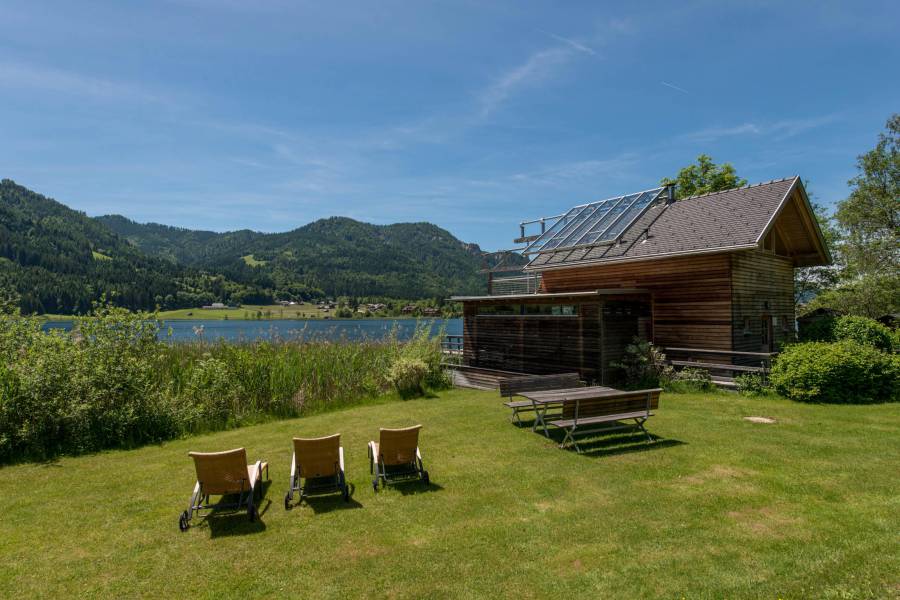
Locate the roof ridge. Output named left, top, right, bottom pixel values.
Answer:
left=676, top=176, right=798, bottom=202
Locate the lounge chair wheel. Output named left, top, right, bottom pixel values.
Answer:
left=178, top=511, right=189, bottom=532
left=284, top=493, right=291, bottom=510
left=422, top=470, right=430, bottom=485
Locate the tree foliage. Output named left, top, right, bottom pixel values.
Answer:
left=835, top=114, right=899, bottom=278
left=660, top=154, right=747, bottom=199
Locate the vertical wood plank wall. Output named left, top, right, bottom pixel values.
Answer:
left=539, top=254, right=734, bottom=350
left=461, top=250, right=797, bottom=378
left=462, top=301, right=594, bottom=378
left=730, top=250, right=795, bottom=354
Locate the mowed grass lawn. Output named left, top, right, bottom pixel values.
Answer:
left=1, top=389, right=898, bottom=599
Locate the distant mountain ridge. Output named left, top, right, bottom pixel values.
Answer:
left=0, top=179, right=501, bottom=314
left=0, top=179, right=272, bottom=314
left=96, top=214, right=490, bottom=299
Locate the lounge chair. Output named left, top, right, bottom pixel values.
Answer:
left=179, top=448, right=268, bottom=531
left=284, top=434, right=349, bottom=509
left=368, top=425, right=429, bottom=491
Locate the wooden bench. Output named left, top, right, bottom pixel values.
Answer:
left=547, top=388, right=662, bottom=453
left=499, top=373, right=583, bottom=425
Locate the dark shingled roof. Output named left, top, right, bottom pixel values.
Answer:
left=525, top=177, right=799, bottom=271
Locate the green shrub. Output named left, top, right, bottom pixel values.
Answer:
left=0, top=308, right=448, bottom=463
left=388, top=357, right=428, bottom=398
left=180, top=355, right=244, bottom=429
left=664, top=367, right=716, bottom=393
left=611, top=338, right=673, bottom=389
left=770, top=341, right=900, bottom=404
left=798, top=314, right=837, bottom=342
left=833, top=315, right=895, bottom=352
left=735, top=372, right=770, bottom=396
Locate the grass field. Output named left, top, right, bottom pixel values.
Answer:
left=157, top=303, right=325, bottom=320
left=1, top=389, right=897, bottom=598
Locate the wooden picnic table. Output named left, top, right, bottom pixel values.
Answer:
left=520, top=386, right=616, bottom=436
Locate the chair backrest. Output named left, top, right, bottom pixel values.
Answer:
left=189, top=448, right=249, bottom=495
left=293, top=434, right=341, bottom=478
left=378, top=425, right=421, bottom=466
left=499, top=373, right=582, bottom=399
left=562, top=389, right=662, bottom=421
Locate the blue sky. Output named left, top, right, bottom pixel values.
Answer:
left=2, top=1, right=897, bottom=250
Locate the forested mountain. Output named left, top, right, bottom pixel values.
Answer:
left=97, top=215, right=491, bottom=299
left=0, top=180, right=271, bottom=314
left=0, top=179, right=498, bottom=314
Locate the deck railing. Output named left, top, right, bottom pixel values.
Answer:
left=662, top=346, right=778, bottom=388
left=489, top=273, right=542, bottom=296
left=441, top=334, right=464, bottom=365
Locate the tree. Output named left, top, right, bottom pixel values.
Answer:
left=794, top=196, right=841, bottom=306
left=806, top=273, right=899, bottom=319
left=661, top=154, right=747, bottom=199
left=834, top=114, right=899, bottom=278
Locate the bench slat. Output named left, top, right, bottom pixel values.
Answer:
left=550, top=410, right=650, bottom=429
left=499, top=373, right=582, bottom=397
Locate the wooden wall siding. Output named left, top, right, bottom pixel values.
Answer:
left=540, top=254, right=734, bottom=351
left=730, top=250, right=795, bottom=359
left=466, top=312, right=586, bottom=376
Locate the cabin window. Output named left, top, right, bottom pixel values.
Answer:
left=523, top=304, right=578, bottom=316
left=477, top=304, right=578, bottom=317
left=743, top=318, right=752, bottom=336
left=477, top=304, right=521, bottom=316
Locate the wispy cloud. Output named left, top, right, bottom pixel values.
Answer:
left=537, top=29, right=597, bottom=56
left=681, top=114, right=840, bottom=143
left=0, top=60, right=177, bottom=106
left=477, top=47, right=573, bottom=118
left=660, top=80, right=689, bottom=94
left=477, top=19, right=632, bottom=119
left=508, top=153, right=639, bottom=186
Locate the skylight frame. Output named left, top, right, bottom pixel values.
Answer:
left=523, top=186, right=666, bottom=255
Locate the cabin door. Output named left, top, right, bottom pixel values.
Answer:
left=760, top=315, right=774, bottom=352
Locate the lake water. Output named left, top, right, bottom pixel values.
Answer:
left=42, top=318, right=462, bottom=343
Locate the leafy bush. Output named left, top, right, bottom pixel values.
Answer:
left=179, top=356, right=244, bottom=429
left=388, top=358, right=429, bottom=398
left=0, top=308, right=448, bottom=463
left=770, top=341, right=900, bottom=404
left=832, top=315, right=895, bottom=352
left=665, top=367, right=716, bottom=393
left=798, top=314, right=838, bottom=342
left=611, top=338, right=673, bottom=389
left=735, top=372, right=770, bottom=396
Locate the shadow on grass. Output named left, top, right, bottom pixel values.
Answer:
left=201, top=479, right=272, bottom=538
left=299, top=483, right=364, bottom=513
left=390, top=480, right=444, bottom=496
left=540, top=427, right=686, bottom=458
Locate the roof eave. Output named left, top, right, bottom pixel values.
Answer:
left=754, top=176, right=831, bottom=265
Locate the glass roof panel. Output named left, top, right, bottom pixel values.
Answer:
left=523, top=204, right=588, bottom=253
left=524, top=186, right=666, bottom=261
left=539, top=197, right=620, bottom=252
left=601, top=190, right=660, bottom=239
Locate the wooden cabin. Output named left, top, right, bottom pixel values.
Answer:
left=452, top=177, right=831, bottom=385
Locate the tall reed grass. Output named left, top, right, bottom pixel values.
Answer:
left=0, top=307, right=447, bottom=463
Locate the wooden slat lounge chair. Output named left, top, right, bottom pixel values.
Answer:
left=499, top=373, right=582, bottom=425
left=179, top=448, right=269, bottom=531
left=284, top=434, right=348, bottom=509
left=368, top=425, right=429, bottom=491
